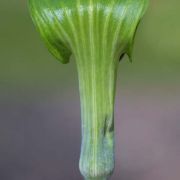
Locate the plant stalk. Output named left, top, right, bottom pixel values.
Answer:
left=74, top=40, right=119, bottom=179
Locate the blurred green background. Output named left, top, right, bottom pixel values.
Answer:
left=1, top=0, right=180, bottom=90
left=0, top=0, right=180, bottom=180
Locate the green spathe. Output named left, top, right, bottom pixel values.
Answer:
left=28, top=0, right=148, bottom=179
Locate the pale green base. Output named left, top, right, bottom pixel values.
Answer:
left=85, top=177, right=108, bottom=180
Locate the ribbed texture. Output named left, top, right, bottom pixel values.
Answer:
left=28, top=0, right=148, bottom=179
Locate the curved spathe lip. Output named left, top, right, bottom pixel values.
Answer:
left=29, top=0, right=148, bottom=64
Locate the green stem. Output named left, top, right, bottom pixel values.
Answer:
left=76, top=43, right=119, bottom=179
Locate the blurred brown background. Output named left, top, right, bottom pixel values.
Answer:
left=0, top=0, right=180, bottom=179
